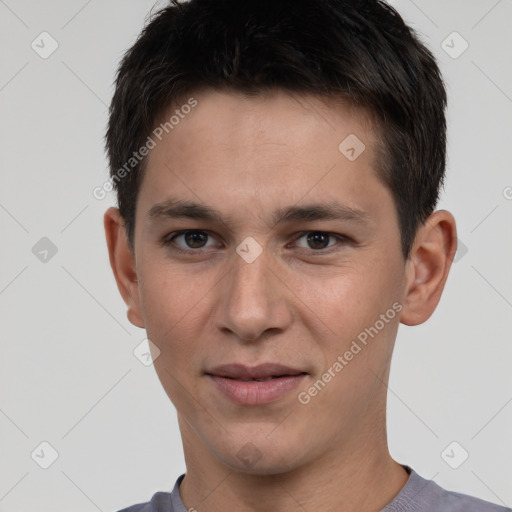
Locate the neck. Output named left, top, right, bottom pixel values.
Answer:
left=178, top=420, right=409, bottom=512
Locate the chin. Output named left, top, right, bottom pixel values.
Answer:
left=211, top=434, right=309, bottom=476
left=224, top=453, right=304, bottom=476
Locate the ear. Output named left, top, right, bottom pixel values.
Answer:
left=400, top=210, right=457, bottom=326
left=104, top=207, right=145, bottom=328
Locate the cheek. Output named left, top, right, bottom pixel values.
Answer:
left=137, top=265, right=206, bottom=365
left=139, top=268, right=206, bottom=411
left=138, top=254, right=210, bottom=328
left=288, top=258, right=402, bottom=375
left=290, top=265, right=392, bottom=334
left=139, top=276, right=180, bottom=333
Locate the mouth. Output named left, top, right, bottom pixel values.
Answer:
left=205, top=363, right=308, bottom=405
left=206, top=363, right=307, bottom=380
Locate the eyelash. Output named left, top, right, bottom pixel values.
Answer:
left=162, top=230, right=350, bottom=255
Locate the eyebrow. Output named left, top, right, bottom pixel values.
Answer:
left=147, top=198, right=369, bottom=227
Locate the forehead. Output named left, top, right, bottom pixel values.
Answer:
left=151, top=88, right=377, bottom=162
left=137, top=89, right=391, bottom=230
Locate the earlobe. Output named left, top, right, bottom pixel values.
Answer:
left=399, top=210, right=457, bottom=326
left=104, top=207, right=145, bottom=329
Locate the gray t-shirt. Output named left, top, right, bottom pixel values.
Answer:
left=117, top=466, right=510, bottom=512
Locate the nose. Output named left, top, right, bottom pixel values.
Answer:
left=213, top=245, right=292, bottom=343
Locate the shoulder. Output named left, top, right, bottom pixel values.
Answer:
left=384, top=468, right=510, bottom=512
left=115, top=473, right=185, bottom=512
left=115, top=491, right=173, bottom=512
left=438, top=488, right=510, bottom=512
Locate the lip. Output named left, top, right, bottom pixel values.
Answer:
left=206, top=363, right=308, bottom=405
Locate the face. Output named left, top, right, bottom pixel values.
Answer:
left=129, top=90, right=410, bottom=474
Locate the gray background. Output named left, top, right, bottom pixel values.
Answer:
left=0, top=0, right=511, bottom=510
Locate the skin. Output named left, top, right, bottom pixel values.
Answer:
left=104, top=89, right=457, bottom=511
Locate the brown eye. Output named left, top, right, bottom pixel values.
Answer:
left=306, top=232, right=331, bottom=250
left=295, top=231, right=339, bottom=251
left=183, top=231, right=208, bottom=248
left=168, top=230, right=215, bottom=250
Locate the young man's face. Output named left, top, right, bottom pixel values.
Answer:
left=108, top=90, right=426, bottom=474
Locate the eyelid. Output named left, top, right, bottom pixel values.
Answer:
left=162, top=229, right=350, bottom=254
left=164, top=229, right=221, bottom=250
left=290, top=231, right=349, bottom=252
